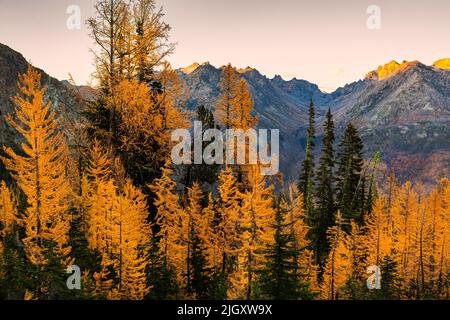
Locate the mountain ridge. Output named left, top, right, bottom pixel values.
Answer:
left=0, top=43, right=85, bottom=152
left=178, top=58, right=450, bottom=185
left=1, top=42, right=449, bottom=186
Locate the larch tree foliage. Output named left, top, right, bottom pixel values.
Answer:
left=313, top=108, right=335, bottom=267
left=110, top=179, right=151, bottom=300
left=0, top=182, right=19, bottom=290
left=404, top=183, right=446, bottom=299
left=132, top=0, right=175, bottom=87
left=199, top=193, right=229, bottom=299
left=149, top=162, right=186, bottom=288
left=257, top=196, right=315, bottom=300
left=0, top=182, right=18, bottom=237
left=106, top=77, right=188, bottom=187
left=82, top=140, right=114, bottom=253
left=215, top=64, right=241, bottom=129
left=232, top=165, right=274, bottom=300
left=320, top=211, right=351, bottom=300
left=215, top=166, right=241, bottom=277
left=432, top=180, right=449, bottom=299
left=230, top=78, right=259, bottom=189
left=389, top=181, right=418, bottom=297
left=214, top=166, right=243, bottom=300
left=184, top=182, right=213, bottom=299
left=232, top=79, right=258, bottom=130
left=82, top=141, right=151, bottom=300
left=340, top=221, right=367, bottom=299
left=298, top=99, right=316, bottom=226
left=0, top=182, right=26, bottom=300
left=82, top=141, right=116, bottom=296
left=363, top=197, right=395, bottom=270
left=86, top=0, right=131, bottom=162
left=0, top=66, right=73, bottom=298
left=286, top=185, right=319, bottom=293
left=364, top=196, right=403, bottom=300
left=0, top=181, right=27, bottom=300
left=87, top=0, right=129, bottom=89
left=360, top=180, right=449, bottom=299
left=87, top=0, right=186, bottom=192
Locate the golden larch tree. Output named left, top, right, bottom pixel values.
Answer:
left=215, top=64, right=240, bottom=129
left=231, top=165, right=274, bottom=299
left=0, top=181, right=18, bottom=237
left=216, top=166, right=242, bottom=276
left=320, top=211, right=351, bottom=300
left=149, top=161, right=187, bottom=284
left=110, top=179, right=151, bottom=300
left=183, top=182, right=207, bottom=294
left=1, top=66, right=72, bottom=268
left=201, top=193, right=221, bottom=270
left=83, top=139, right=114, bottom=252
left=232, top=78, right=258, bottom=130
left=287, top=184, right=319, bottom=293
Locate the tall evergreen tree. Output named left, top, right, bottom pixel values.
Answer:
left=145, top=237, right=179, bottom=300
left=299, top=99, right=316, bottom=224
left=375, top=255, right=403, bottom=300
left=185, top=105, right=219, bottom=188
left=215, top=64, right=240, bottom=129
left=232, top=165, right=274, bottom=299
left=215, top=166, right=241, bottom=280
left=0, top=182, right=27, bottom=300
left=232, top=79, right=258, bottom=130
left=0, top=67, right=73, bottom=298
left=86, top=0, right=187, bottom=229
left=312, top=108, right=335, bottom=267
left=335, top=122, right=365, bottom=225
left=257, top=197, right=314, bottom=300
left=185, top=183, right=213, bottom=299
left=149, top=162, right=186, bottom=290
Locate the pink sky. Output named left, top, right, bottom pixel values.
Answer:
left=0, top=0, right=449, bottom=91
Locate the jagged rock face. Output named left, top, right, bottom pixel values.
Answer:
left=177, top=63, right=330, bottom=179
left=333, top=62, right=450, bottom=185
left=180, top=62, right=201, bottom=74
left=0, top=43, right=85, bottom=147
left=336, top=62, right=450, bottom=130
left=364, top=60, right=419, bottom=80
left=178, top=62, right=327, bottom=131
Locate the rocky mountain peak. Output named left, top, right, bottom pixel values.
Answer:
left=365, top=60, right=424, bottom=81
left=180, top=62, right=201, bottom=74
left=237, top=66, right=254, bottom=74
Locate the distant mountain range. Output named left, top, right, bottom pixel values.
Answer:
left=177, top=59, right=450, bottom=185
left=1, top=42, right=449, bottom=186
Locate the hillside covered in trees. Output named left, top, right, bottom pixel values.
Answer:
left=0, top=0, right=448, bottom=300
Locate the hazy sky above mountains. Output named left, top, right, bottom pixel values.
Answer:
left=0, top=0, right=449, bottom=91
